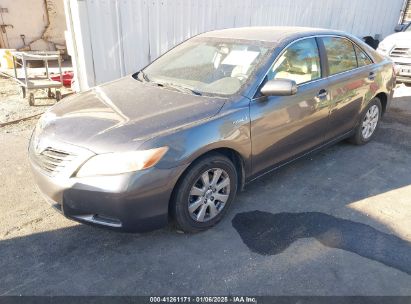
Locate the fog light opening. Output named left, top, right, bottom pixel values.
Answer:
left=93, top=214, right=122, bottom=227
left=73, top=214, right=122, bottom=228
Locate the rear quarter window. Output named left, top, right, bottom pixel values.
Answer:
left=354, top=45, right=372, bottom=67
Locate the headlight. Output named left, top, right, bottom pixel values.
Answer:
left=377, top=41, right=391, bottom=55
left=36, top=111, right=56, bottom=131
left=32, top=112, right=56, bottom=148
left=76, top=147, right=168, bottom=177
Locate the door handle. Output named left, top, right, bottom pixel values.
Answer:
left=317, top=89, right=328, bottom=100
left=368, top=72, right=376, bottom=81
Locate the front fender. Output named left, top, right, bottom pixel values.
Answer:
left=140, top=99, right=252, bottom=178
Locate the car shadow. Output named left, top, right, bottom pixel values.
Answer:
left=232, top=210, right=411, bottom=275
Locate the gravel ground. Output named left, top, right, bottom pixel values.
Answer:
left=0, top=80, right=411, bottom=295
left=0, top=75, right=72, bottom=134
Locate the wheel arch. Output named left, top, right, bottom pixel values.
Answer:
left=375, top=92, right=388, bottom=115
left=168, top=147, right=246, bottom=218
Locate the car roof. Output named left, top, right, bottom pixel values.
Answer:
left=199, top=26, right=346, bottom=43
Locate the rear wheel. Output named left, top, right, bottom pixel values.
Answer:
left=28, top=93, right=35, bottom=106
left=349, top=97, right=382, bottom=145
left=171, top=153, right=238, bottom=233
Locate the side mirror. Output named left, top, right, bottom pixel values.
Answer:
left=394, top=24, right=404, bottom=32
left=260, top=79, right=298, bottom=96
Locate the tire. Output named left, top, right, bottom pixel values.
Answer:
left=55, top=90, right=62, bottom=101
left=171, top=153, right=238, bottom=233
left=28, top=93, right=35, bottom=106
left=349, top=97, right=382, bottom=145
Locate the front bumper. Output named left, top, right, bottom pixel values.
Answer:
left=392, top=59, right=411, bottom=82
left=396, top=75, right=411, bottom=83
left=28, top=138, right=186, bottom=232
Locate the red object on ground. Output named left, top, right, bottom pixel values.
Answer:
left=51, top=71, right=74, bottom=88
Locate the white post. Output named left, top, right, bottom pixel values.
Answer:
left=63, top=0, right=96, bottom=91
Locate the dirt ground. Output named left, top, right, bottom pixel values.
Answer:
left=0, top=75, right=72, bottom=133
left=1, top=78, right=411, bottom=295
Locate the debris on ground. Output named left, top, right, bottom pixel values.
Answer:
left=0, top=74, right=73, bottom=134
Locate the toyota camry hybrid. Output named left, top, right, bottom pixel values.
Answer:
left=29, top=27, right=395, bottom=233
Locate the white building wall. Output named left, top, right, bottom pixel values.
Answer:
left=0, top=0, right=47, bottom=49
left=43, top=0, right=68, bottom=47
left=0, top=0, right=67, bottom=50
left=64, top=0, right=404, bottom=91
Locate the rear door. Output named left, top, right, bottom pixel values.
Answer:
left=250, top=37, right=331, bottom=175
left=320, top=36, right=374, bottom=140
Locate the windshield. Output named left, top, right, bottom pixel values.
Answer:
left=140, top=38, right=271, bottom=97
left=406, top=24, right=411, bottom=32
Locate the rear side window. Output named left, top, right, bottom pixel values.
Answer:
left=322, top=37, right=357, bottom=75
left=268, top=38, right=321, bottom=85
left=354, top=45, right=372, bottom=67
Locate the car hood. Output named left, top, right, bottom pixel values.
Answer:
left=39, top=76, right=226, bottom=153
left=382, top=32, right=411, bottom=48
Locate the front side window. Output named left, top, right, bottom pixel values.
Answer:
left=268, top=38, right=321, bottom=85
left=323, top=37, right=357, bottom=75
left=354, top=45, right=372, bottom=67
left=141, top=38, right=270, bottom=96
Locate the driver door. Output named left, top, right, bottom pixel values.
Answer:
left=250, top=37, right=330, bottom=175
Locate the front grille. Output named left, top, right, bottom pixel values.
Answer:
left=32, top=147, right=76, bottom=176
left=390, top=47, right=410, bottom=58
left=395, top=62, right=411, bottom=66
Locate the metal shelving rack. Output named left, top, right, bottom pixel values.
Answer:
left=11, top=51, right=63, bottom=106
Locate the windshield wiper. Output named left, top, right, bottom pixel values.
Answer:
left=139, top=75, right=203, bottom=96
left=156, top=82, right=202, bottom=96
left=138, top=71, right=150, bottom=82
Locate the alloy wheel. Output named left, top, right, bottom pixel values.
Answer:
left=361, top=105, right=379, bottom=140
left=188, top=168, right=231, bottom=222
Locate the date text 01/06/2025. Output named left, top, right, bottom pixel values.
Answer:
left=149, top=296, right=257, bottom=303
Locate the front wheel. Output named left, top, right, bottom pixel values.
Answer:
left=171, top=153, right=238, bottom=233
left=55, top=90, right=62, bottom=101
left=349, top=97, right=382, bottom=145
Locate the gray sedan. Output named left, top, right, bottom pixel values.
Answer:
left=29, top=27, right=395, bottom=232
